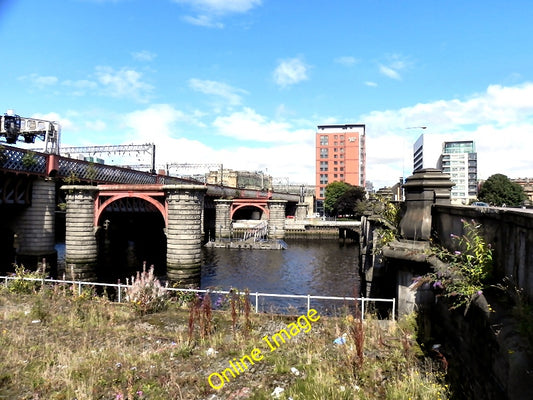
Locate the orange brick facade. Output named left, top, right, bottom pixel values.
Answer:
left=315, top=124, right=366, bottom=201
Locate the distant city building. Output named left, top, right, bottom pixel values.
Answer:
left=206, top=169, right=272, bottom=190
left=315, top=124, right=366, bottom=208
left=412, top=135, right=478, bottom=204
left=413, top=134, right=443, bottom=172
left=512, top=178, right=533, bottom=204
left=439, top=141, right=478, bottom=204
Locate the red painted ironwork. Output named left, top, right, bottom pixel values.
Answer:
left=94, top=185, right=167, bottom=227
left=230, top=198, right=270, bottom=219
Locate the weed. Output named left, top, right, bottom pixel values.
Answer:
left=125, top=263, right=168, bottom=315
left=420, top=219, right=494, bottom=310
left=7, top=264, right=44, bottom=294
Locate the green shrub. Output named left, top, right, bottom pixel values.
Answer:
left=7, top=265, right=45, bottom=294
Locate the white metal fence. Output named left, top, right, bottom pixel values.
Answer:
left=0, top=275, right=396, bottom=320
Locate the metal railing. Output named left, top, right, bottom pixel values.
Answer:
left=0, top=275, right=396, bottom=320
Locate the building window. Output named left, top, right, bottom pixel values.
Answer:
left=320, top=148, right=328, bottom=158
left=320, top=161, right=328, bottom=171
left=320, top=136, right=328, bottom=146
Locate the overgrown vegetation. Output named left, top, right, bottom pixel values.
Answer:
left=0, top=280, right=449, bottom=399
left=21, top=151, right=38, bottom=168
left=5, top=264, right=46, bottom=294
left=419, top=219, right=493, bottom=310
left=124, top=263, right=168, bottom=315
left=371, top=197, right=401, bottom=259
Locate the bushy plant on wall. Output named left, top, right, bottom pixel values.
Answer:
left=417, top=219, right=493, bottom=311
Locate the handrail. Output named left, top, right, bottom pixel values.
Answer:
left=0, top=275, right=396, bottom=320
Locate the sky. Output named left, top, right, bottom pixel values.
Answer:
left=1, top=0, right=533, bottom=189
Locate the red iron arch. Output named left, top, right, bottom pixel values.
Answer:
left=95, top=192, right=167, bottom=227
left=230, top=199, right=269, bottom=220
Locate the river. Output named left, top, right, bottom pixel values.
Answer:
left=56, top=239, right=360, bottom=313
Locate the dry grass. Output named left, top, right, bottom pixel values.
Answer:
left=0, top=286, right=449, bottom=399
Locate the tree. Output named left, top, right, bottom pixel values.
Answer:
left=324, top=182, right=366, bottom=217
left=324, top=181, right=351, bottom=216
left=336, top=186, right=367, bottom=217
left=478, top=174, right=526, bottom=207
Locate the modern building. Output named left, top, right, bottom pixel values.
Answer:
left=315, top=124, right=366, bottom=210
left=438, top=141, right=478, bottom=204
left=413, top=134, right=478, bottom=204
left=413, top=133, right=443, bottom=172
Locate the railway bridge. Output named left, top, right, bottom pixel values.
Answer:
left=0, top=145, right=301, bottom=283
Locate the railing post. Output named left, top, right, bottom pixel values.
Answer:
left=255, top=292, right=259, bottom=313
left=118, top=280, right=122, bottom=303
left=361, top=296, right=365, bottom=320
left=78, top=280, right=82, bottom=296
left=307, top=294, right=311, bottom=313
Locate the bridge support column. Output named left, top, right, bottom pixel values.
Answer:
left=295, top=202, right=308, bottom=220
left=268, top=200, right=287, bottom=239
left=214, top=199, right=232, bottom=240
left=165, top=185, right=207, bottom=286
left=63, top=186, right=99, bottom=281
left=16, top=178, right=57, bottom=274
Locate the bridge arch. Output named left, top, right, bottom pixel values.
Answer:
left=95, top=193, right=167, bottom=227
left=230, top=199, right=270, bottom=220
left=231, top=202, right=269, bottom=220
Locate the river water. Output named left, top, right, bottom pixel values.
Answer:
left=56, top=239, right=360, bottom=313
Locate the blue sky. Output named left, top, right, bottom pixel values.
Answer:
left=2, top=0, right=533, bottom=189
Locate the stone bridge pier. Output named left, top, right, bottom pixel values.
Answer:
left=15, top=178, right=57, bottom=273
left=62, top=184, right=207, bottom=285
left=214, top=198, right=287, bottom=240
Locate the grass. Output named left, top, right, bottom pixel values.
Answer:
left=0, top=284, right=449, bottom=400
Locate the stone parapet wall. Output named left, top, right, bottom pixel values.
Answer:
left=433, top=204, right=533, bottom=302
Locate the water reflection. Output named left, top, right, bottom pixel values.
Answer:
left=201, top=239, right=360, bottom=313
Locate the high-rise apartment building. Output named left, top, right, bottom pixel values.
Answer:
left=439, top=140, right=478, bottom=204
left=315, top=124, right=366, bottom=207
left=413, top=134, right=478, bottom=204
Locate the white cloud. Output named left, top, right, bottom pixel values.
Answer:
left=378, top=54, right=411, bottom=80
left=379, top=64, right=401, bottom=80
left=175, top=0, right=261, bottom=28
left=94, top=66, right=153, bottom=102
left=182, top=14, right=223, bottom=28
left=131, top=50, right=157, bottom=62
left=335, top=56, right=358, bottom=66
left=362, top=82, right=533, bottom=189
left=365, top=81, right=378, bottom=87
left=189, top=78, right=247, bottom=105
left=273, top=57, right=310, bottom=88
left=19, top=73, right=58, bottom=88
left=213, top=107, right=313, bottom=144
left=174, top=0, right=261, bottom=14
left=62, top=79, right=98, bottom=96
left=119, top=104, right=314, bottom=183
